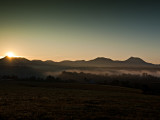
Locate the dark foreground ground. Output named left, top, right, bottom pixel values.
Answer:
left=0, top=80, right=160, bottom=120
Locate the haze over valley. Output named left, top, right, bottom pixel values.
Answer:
left=0, top=56, right=159, bottom=78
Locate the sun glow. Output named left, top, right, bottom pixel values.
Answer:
left=6, top=52, right=15, bottom=58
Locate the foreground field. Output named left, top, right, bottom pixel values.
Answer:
left=0, top=81, right=160, bottom=120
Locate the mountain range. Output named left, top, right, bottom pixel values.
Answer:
left=0, top=56, right=159, bottom=78
left=0, top=56, right=155, bottom=67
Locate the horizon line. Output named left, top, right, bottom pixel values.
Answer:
left=0, top=55, right=158, bottom=65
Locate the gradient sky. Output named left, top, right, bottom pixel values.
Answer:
left=0, top=0, right=160, bottom=63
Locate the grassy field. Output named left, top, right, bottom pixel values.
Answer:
left=0, top=81, right=160, bottom=120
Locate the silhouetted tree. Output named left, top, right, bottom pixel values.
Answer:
left=46, top=75, right=55, bottom=81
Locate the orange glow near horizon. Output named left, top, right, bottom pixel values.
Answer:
left=6, top=52, right=15, bottom=58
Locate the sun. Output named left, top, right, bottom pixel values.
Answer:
left=6, top=52, right=15, bottom=58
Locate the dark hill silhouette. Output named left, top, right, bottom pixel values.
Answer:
left=0, top=56, right=30, bottom=66
left=0, top=56, right=157, bottom=67
left=88, top=57, right=113, bottom=64
left=89, top=57, right=113, bottom=62
left=58, top=57, right=154, bottom=67
left=125, top=57, right=148, bottom=64
left=0, top=56, right=159, bottom=77
left=44, top=60, right=56, bottom=65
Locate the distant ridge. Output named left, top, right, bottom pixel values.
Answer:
left=0, top=56, right=155, bottom=67
left=124, top=57, right=147, bottom=64
left=0, top=56, right=158, bottom=78
left=0, top=56, right=30, bottom=65
left=88, top=57, right=113, bottom=63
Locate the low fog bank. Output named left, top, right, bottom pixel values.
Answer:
left=45, top=69, right=160, bottom=77
left=1, top=67, right=160, bottom=95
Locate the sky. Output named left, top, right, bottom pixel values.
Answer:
left=0, top=0, right=160, bottom=63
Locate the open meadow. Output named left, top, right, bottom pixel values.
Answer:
left=0, top=80, right=159, bottom=120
